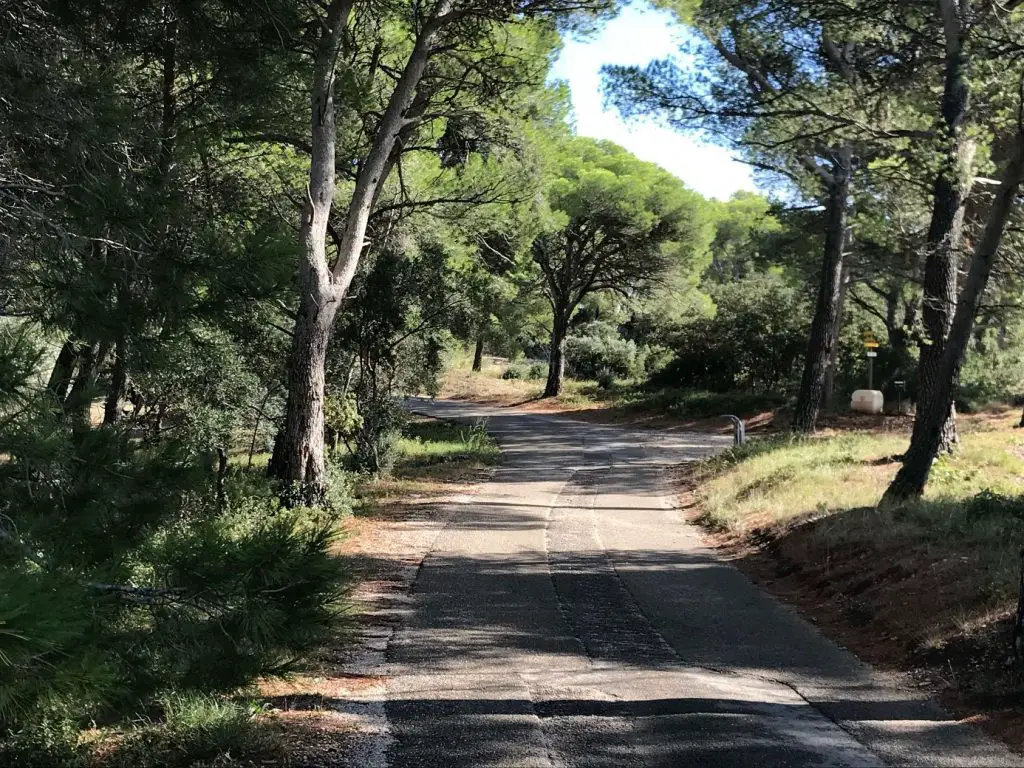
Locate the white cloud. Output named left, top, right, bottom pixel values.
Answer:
left=548, top=4, right=757, bottom=200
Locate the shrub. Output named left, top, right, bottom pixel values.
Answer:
left=0, top=334, right=350, bottom=755
left=109, top=694, right=273, bottom=768
left=959, top=326, right=1024, bottom=409
left=526, top=361, right=547, bottom=380
left=565, top=322, right=637, bottom=381
left=653, top=274, right=809, bottom=394
left=501, top=364, right=523, bottom=380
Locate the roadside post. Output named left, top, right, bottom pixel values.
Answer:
left=723, top=415, right=745, bottom=446
left=863, top=331, right=879, bottom=389
left=894, top=380, right=906, bottom=415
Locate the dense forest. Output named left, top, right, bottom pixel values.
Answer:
left=2, top=0, right=1024, bottom=763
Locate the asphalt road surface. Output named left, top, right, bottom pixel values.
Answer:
left=385, top=398, right=1021, bottom=767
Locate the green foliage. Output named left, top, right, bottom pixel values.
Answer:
left=396, top=418, right=499, bottom=468
left=325, top=391, right=364, bottom=447
left=501, top=365, right=524, bottom=380
left=501, top=359, right=548, bottom=380
left=962, top=490, right=1024, bottom=523
left=109, top=694, right=272, bottom=768
left=959, top=325, right=1024, bottom=409
left=565, top=321, right=638, bottom=381
left=653, top=274, right=810, bottom=394
left=0, top=712, right=86, bottom=768
left=0, top=335, right=350, bottom=755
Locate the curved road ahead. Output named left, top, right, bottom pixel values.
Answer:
left=384, top=398, right=1020, bottom=767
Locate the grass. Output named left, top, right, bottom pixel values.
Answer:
left=354, top=416, right=500, bottom=515
left=395, top=417, right=500, bottom=469
left=103, top=694, right=274, bottom=768
left=691, top=408, right=1024, bottom=696
left=697, top=418, right=1024, bottom=535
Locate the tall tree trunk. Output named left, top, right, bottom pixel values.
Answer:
left=544, top=309, right=569, bottom=398
left=884, top=135, right=1024, bottom=503
left=271, top=1, right=448, bottom=498
left=822, top=264, right=850, bottom=409
left=103, top=340, right=127, bottom=424
left=268, top=0, right=353, bottom=501
left=792, top=148, right=852, bottom=433
left=910, top=0, right=974, bottom=454
left=47, top=340, right=77, bottom=403
left=66, top=341, right=109, bottom=425
left=275, top=295, right=338, bottom=501
left=271, top=0, right=445, bottom=501
left=472, top=337, right=484, bottom=372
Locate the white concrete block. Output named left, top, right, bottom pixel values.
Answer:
left=851, top=389, right=884, bottom=414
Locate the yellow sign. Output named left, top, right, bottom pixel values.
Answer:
left=862, top=331, right=880, bottom=349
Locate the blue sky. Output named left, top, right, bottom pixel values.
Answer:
left=548, top=4, right=757, bottom=200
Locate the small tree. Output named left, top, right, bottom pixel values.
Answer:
left=532, top=138, right=710, bottom=396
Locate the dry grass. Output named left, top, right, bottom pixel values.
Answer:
left=698, top=409, right=1024, bottom=536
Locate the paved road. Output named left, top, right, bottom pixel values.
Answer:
left=385, top=398, right=1021, bottom=767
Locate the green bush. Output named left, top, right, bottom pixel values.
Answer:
left=501, top=364, right=523, bottom=380
left=527, top=361, right=547, bottom=380
left=959, top=327, right=1024, bottom=408
left=565, top=322, right=637, bottom=381
left=653, top=275, right=809, bottom=394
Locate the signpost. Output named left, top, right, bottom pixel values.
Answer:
left=862, top=331, right=880, bottom=390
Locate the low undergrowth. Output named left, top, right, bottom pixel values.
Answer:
left=395, top=417, right=500, bottom=470
left=442, top=362, right=782, bottom=423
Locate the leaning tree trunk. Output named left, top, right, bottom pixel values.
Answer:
left=47, top=340, right=78, bottom=403
left=544, top=310, right=570, bottom=398
left=472, top=337, right=484, bottom=372
left=884, top=136, right=1024, bottom=503
left=792, top=149, right=851, bottom=433
left=913, top=165, right=970, bottom=453
left=910, top=0, right=973, bottom=455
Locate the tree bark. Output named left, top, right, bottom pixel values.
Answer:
left=910, top=0, right=974, bottom=454
left=472, top=337, right=484, bottom=372
left=822, top=264, right=850, bottom=409
left=883, top=135, right=1024, bottom=503
left=544, top=309, right=570, bottom=398
left=268, top=0, right=352, bottom=501
left=47, top=340, right=78, bottom=403
left=792, top=148, right=852, bottom=433
left=66, top=341, right=109, bottom=426
left=103, top=339, right=126, bottom=424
